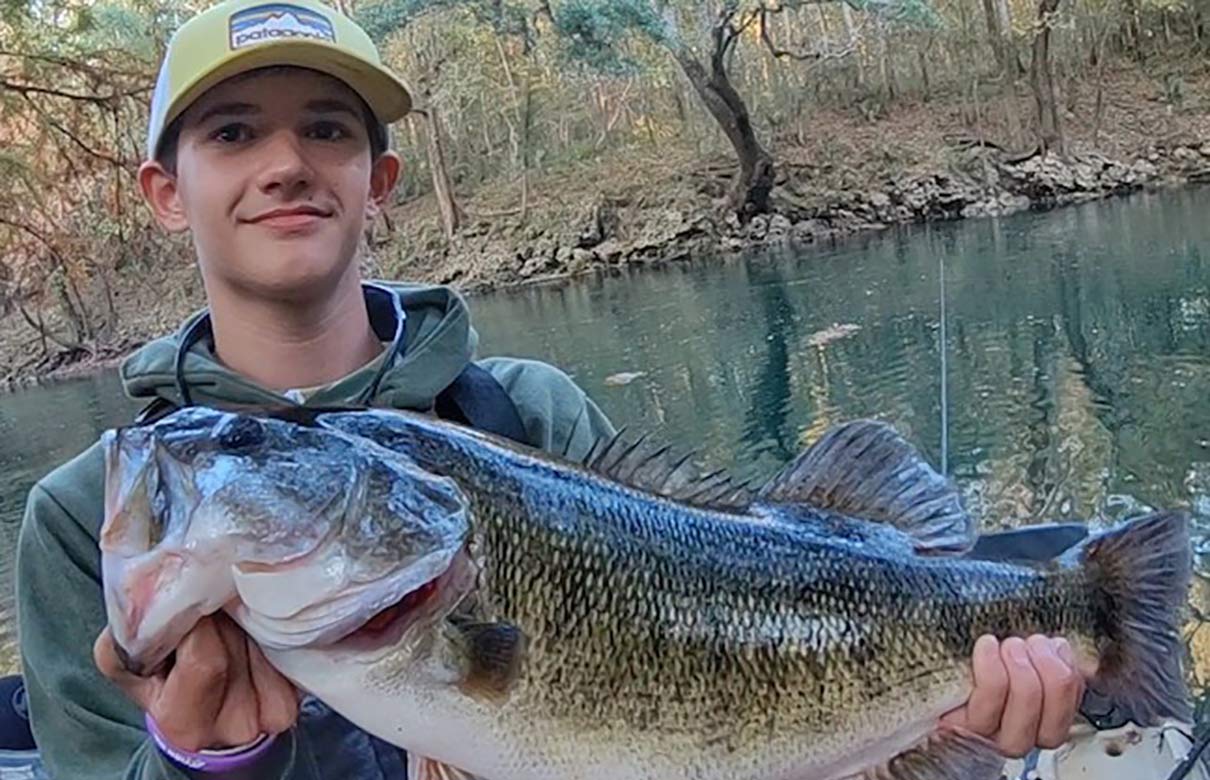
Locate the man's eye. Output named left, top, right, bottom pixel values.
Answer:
left=212, top=124, right=252, bottom=143
left=308, top=121, right=350, bottom=141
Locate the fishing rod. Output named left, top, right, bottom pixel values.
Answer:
left=1164, top=726, right=1210, bottom=780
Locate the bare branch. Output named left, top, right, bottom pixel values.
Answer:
left=759, top=6, right=820, bottom=60
left=16, top=92, right=129, bottom=169
left=0, top=78, right=148, bottom=105
left=0, top=216, right=56, bottom=253
left=758, top=1, right=864, bottom=63
left=724, top=8, right=761, bottom=59
left=40, top=112, right=128, bottom=169
left=17, top=302, right=81, bottom=352
left=734, top=6, right=762, bottom=36
left=0, top=49, right=151, bottom=80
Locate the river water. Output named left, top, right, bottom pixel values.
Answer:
left=3, top=187, right=1210, bottom=711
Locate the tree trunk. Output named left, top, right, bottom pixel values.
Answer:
left=413, top=108, right=463, bottom=239
left=518, top=63, right=533, bottom=225
left=58, top=273, right=92, bottom=343
left=17, top=303, right=50, bottom=356
left=493, top=36, right=535, bottom=224
left=841, top=3, right=865, bottom=91
left=994, top=0, right=1013, bottom=50
left=1030, top=0, right=1065, bottom=156
left=982, top=0, right=1018, bottom=74
left=1123, top=0, right=1144, bottom=61
left=919, top=45, right=931, bottom=101
left=982, top=0, right=1008, bottom=71
left=1088, top=0, right=1115, bottom=144
left=877, top=25, right=897, bottom=100
left=671, top=49, right=774, bottom=215
left=94, top=263, right=118, bottom=338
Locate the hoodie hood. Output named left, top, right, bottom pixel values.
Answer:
left=120, top=282, right=478, bottom=411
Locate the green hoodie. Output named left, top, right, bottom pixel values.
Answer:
left=16, top=282, right=614, bottom=780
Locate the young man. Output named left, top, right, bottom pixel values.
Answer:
left=16, top=0, right=1085, bottom=777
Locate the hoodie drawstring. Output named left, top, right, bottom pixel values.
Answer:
left=172, top=283, right=409, bottom=408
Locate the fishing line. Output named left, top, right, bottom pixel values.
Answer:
left=939, top=252, right=948, bottom=477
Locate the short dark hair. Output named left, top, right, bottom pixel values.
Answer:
left=154, top=91, right=389, bottom=174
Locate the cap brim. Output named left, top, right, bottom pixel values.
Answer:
left=162, top=43, right=412, bottom=139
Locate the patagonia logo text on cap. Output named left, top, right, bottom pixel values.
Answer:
left=228, top=3, right=336, bottom=49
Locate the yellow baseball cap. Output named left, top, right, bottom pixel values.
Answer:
left=146, top=0, right=412, bottom=157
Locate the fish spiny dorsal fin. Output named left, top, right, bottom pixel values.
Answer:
left=583, top=431, right=753, bottom=511
left=758, top=419, right=975, bottom=554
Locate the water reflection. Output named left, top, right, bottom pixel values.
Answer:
left=741, top=263, right=800, bottom=465
left=2, top=186, right=1210, bottom=718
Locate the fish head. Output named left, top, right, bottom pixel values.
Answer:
left=100, top=407, right=471, bottom=676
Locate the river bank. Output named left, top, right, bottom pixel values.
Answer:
left=385, top=143, right=1207, bottom=294
left=3, top=63, right=1210, bottom=390
left=382, top=63, right=1210, bottom=292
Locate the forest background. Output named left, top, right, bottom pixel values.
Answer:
left=3, top=0, right=1210, bottom=385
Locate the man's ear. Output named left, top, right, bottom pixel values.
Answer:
left=138, top=160, right=189, bottom=233
left=366, top=151, right=402, bottom=218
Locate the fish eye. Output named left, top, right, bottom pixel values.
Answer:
left=217, top=417, right=266, bottom=452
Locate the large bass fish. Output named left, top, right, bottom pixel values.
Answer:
left=100, top=407, right=1192, bottom=780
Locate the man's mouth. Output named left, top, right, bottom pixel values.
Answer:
left=246, top=206, right=333, bottom=229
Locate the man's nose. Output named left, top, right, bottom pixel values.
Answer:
left=255, top=130, right=314, bottom=197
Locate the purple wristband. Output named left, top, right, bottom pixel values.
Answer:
left=145, top=713, right=277, bottom=773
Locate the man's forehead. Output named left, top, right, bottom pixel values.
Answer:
left=183, top=66, right=363, bottom=122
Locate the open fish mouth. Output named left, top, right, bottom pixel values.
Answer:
left=222, top=544, right=481, bottom=663
left=320, top=546, right=480, bottom=657
left=228, top=544, right=474, bottom=653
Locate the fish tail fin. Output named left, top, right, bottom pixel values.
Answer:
left=1078, top=510, right=1193, bottom=725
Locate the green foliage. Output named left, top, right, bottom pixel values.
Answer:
left=357, top=0, right=533, bottom=46
left=548, top=0, right=668, bottom=74
left=851, top=0, right=942, bottom=28
left=356, top=0, right=461, bottom=43
left=0, top=0, right=29, bottom=27
left=74, top=3, right=164, bottom=58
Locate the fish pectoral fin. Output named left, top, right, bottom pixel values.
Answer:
left=757, top=419, right=975, bottom=555
left=859, top=727, right=1004, bottom=780
left=407, top=755, right=482, bottom=780
left=448, top=618, right=527, bottom=703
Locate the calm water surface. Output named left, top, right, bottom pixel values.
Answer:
left=3, top=188, right=1210, bottom=708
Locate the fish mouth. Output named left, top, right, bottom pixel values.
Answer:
left=323, top=546, right=478, bottom=656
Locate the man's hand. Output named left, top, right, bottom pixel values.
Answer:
left=95, top=613, right=300, bottom=751
left=941, top=634, right=1085, bottom=757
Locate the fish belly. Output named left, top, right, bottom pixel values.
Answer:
left=272, top=643, right=974, bottom=780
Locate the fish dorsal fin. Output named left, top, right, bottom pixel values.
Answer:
left=758, top=419, right=975, bottom=554
left=584, top=430, right=753, bottom=511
